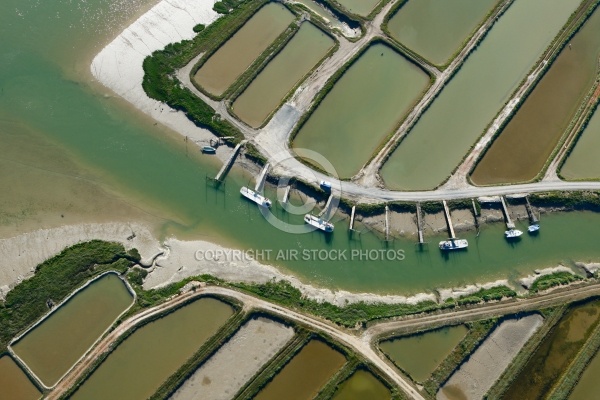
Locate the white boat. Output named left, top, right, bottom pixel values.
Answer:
left=505, top=229, right=523, bottom=239
left=240, top=187, right=272, bottom=208
left=304, top=214, right=334, bottom=233
left=528, top=224, right=540, bottom=233
left=439, top=238, right=468, bottom=251
left=320, top=180, right=332, bottom=191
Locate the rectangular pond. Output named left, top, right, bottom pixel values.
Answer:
left=171, top=316, right=294, bottom=400
left=11, top=273, right=134, bottom=387
left=292, top=42, right=430, bottom=178
left=502, top=303, right=600, bottom=400
left=232, top=22, right=334, bottom=128
left=193, top=2, right=295, bottom=96
left=71, top=297, right=234, bottom=400
left=569, top=340, right=600, bottom=400
left=439, top=314, right=543, bottom=400
left=471, top=7, right=600, bottom=185
left=334, top=0, right=380, bottom=17
left=254, top=339, right=346, bottom=400
left=0, top=356, right=41, bottom=400
left=386, top=0, right=498, bottom=65
left=332, top=369, right=391, bottom=400
left=380, top=0, right=581, bottom=190
left=380, top=325, right=468, bottom=383
left=562, top=106, right=600, bottom=180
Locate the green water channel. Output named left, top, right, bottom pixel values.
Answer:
left=503, top=301, right=600, bottom=400
left=569, top=343, right=600, bottom=399
left=193, top=2, right=295, bottom=96
left=255, top=339, right=346, bottom=400
left=379, top=325, right=468, bottom=382
left=472, top=6, right=600, bottom=185
left=232, top=22, right=334, bottom=128
left=380, top=0, right=581, bottom=190
left=332, top=370, right=391, bottom=400
left=6, top=0, right=600, bottom=298
left=293, top=42, right=430, bottom=178
left=334, top=0, right=380, bottom=17
left=11, top=273, right=133, bottom=387
left=386, top=0, right=498, bottom=66
left=562, top=107, right=600, bottom=179
left=0, top=356, right=41, bottom=400
left=71, top=297, right=234, bottom=400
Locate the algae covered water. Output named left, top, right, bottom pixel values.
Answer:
left=4, top=0, right=600, bottom=297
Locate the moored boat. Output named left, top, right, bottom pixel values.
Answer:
left=505, top=229, right=523, bottom=239
left=240, top=186, right=272, bottom=208
left=439, top=238, right=468, bottom=251
left=319, top=180, right=332, bottom=191
left=528, top=224, right=540, bottom=233
left=304, top=214, right=334, bottom=233
left=202, top=146, right=216, bottom=154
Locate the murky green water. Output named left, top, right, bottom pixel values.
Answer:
left=562, top=107, right=600, bottom=179
left=386, top=0, right=498, bottom=65
left=569, top=343, right=600, bottom=399
left=472, top=7, right=600, bottom=185
left=0, top=356, right=41, bottom=400
left=293, top=42, right=429, bottom=178
left=379, top=325, right=467, bottom=382
left=193, top=3, right=295, bottom=96
left=334, top=0, right=380, bottom=17
left=11, top=273, right=133, bottom=387
left=6, top=0, right=600, bottom=298
left=232, top=22, right=334, bottom=128
left=255, top=339, right=346, bottom=400
left=381, top=0, right=581, bottom=190
left=503, top=301, right=600, bottom=400
left=71, top=298, right=233, bottom=400
left=332, top=370, right=391, bottom=400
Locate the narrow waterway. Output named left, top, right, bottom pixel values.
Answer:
left=386, top=0, right=498, bottom=65
left=472, top=6, right=600, bottom=185
left=11, top=273, right=133, bottom=387
left=380, top=0, right=581, bottom=190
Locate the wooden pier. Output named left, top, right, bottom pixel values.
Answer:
left=385, top=205, right=390, bottom=242
left=442, top=200, right=456, bottom=239
left=214, top=141, right=245, bottom=182
left=500, top=196, right=515, bottom=229
left=281, top=185, right=291, bottom=204
left=525, top=196, right=539, bottom=224
left=349, top=206, right=356, bottom=231
left=416, top=202, right=424, bottom=244
left=254, top=163, right=270, bottom=192
left=471, top=199, right=480, bottom=229
left=318, top=195, right=335, bottom=220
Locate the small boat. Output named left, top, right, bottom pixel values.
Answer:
left=505, top=229, right=523, bottom=239
left=202, top=146, right=217, bottom=154
left=439, top=238, right=468, bottom=251
left=528, top=224, right=540, bottom=234
left=320, top=180, right=332, bottom=191
left=304, top=214, right=334, bottom=233
left=240, top=187, right=272, bottom=208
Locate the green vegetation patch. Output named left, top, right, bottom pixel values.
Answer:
left=530, top=272, right=583, bottom=293
left=446, top=286, right=517, bottom=306
left=0, top=241, right=137, bottom=352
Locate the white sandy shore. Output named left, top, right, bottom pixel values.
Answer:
left=90, top=0, right=219, bottom=146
